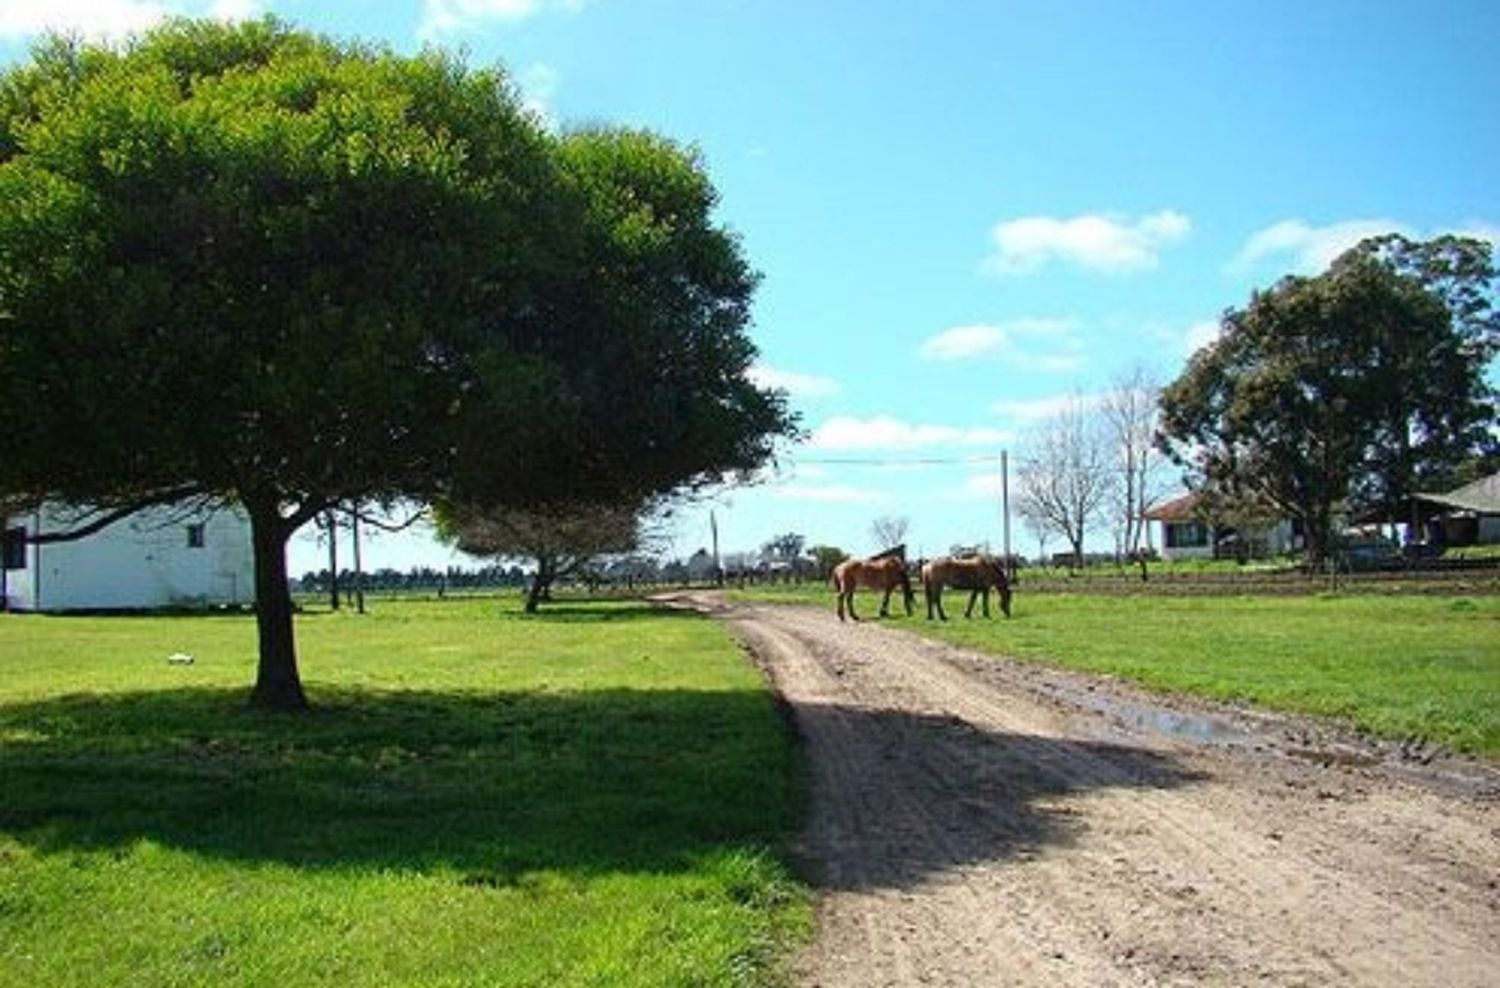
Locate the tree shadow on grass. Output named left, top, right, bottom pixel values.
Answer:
left=525, top=601, right=704, bottom=624
left=0, top=687, right=1199, bottom=890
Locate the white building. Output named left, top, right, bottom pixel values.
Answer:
left=2, top=502, right=255, bottom=612
left=1143, top=493, right=1298, bottom=563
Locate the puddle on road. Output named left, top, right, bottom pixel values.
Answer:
left=1066, top=689, right=1253, bottom=747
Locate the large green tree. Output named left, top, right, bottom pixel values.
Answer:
left=1334, top=235, right=1499, bottom=521
left=1158, top=235, right=1497, bottom=566
left=0, top=19, right=793, bottom=708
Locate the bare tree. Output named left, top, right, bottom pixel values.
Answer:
left=869, top=515, right=910, bottom=553
left=1016, top=396, right=1112, bottom=568
left=1101, top=368, right=1168, bottom=562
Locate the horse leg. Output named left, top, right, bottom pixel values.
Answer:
left=879, top=586, right=893, bottom=617
left=933, top=585, right=947, bottom=621
left=835, top=584, right=847, bottom=621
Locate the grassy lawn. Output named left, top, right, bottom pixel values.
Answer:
left=742, top=585, right=1500, bottom=758
left=0, top=597, right=809, bottom=987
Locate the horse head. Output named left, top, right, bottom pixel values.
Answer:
left=990, top=559, right=1013, bottom=618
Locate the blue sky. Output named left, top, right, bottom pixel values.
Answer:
left=3, top=0, right=1497, bottom=575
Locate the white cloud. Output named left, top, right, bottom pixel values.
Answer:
left=918, top=318, right=1082, bottom=371
left=1183, top=319, right=1222, bottom=356
left=808, top=415, right=1011, bottom=451
left=962, top=472, right=1006, bottom=499
left=1452, top=221, right=1499, bottom=248
left=748, top=363, right=841, bottom=398
left=0, top=0, right=262, bottom=40
left=772, top=483, right=889, bottom=504
left=919, top=325, right=1006, bottom=361
left=0, top=0, right=172, bottom=40
left=516, top=62, right=560, bottom=123
left=420, top=0, right=590, bottom=37
left=1230, top=218, right=1406, bottom=275
left=984, top=210, right=1191, bottom=276
left=990, top=393, right=1102, bottom=424
left=209, top=0, right=259, bottom=21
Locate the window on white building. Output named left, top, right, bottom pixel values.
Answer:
left=3, top=526, right=25, bottom=569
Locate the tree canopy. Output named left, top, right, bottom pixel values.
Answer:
left=433, top=499, right=649, bottom=613
left=1157, top=234, right=1497, bottom=565
left=0, top=18, right=794, bottom=707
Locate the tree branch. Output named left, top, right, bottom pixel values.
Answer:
left=22, top=485, right=207, bottom=544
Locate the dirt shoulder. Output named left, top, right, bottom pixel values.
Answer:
left=666, top=592, right=1500, bottom=988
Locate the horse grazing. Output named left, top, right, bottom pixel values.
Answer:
left=831, top=554, right=915, bottom=622
left=921, top=554, right=1013, bottom=620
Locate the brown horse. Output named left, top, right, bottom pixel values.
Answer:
left=831, top=554, right=914, bottom=622
left=921, top=554, right=1013, bottom=620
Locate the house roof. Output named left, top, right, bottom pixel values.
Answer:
left=1415, top=472, right=1500, bottom=516
left=1143, top=493, right=1200, bottom=522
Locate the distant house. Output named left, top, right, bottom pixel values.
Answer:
left=2, top=502, right=254, bottom=612
left=1143, top=493, right=1298, bottom=562
left=1410, top=472, right=1500, bottom=546
left=684, top=548, right=720, bottom=584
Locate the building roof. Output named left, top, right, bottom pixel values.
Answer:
left=1143, top=493, right=1200, bottom=522
left=1416, top=472, right=1500, bottom=516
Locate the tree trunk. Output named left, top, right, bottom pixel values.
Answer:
left=525, top=555, right=553, bottom=614
left=350, top=509, right=365, bottom=614
left=247, top=496, right=308, bottom=711
left=525, top=574, right=550, bottom=613
left=1067, top=531, right=1085, bottom=572
left=1303, top=506, right=1333, bottom=574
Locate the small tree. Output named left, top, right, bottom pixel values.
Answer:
left=762, top=532, right=806, bottom=561
left=807, top=545, right=849, bottom=581
left=435, top=501, right=649, bottom=612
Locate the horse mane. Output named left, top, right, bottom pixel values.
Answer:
left=869, top=543, right=906, bottom=561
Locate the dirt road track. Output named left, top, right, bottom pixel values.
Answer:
left=675, top=593, right=1500, bottom=988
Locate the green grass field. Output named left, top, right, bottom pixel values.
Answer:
left=0, top=597, right=809, bottom=987
left=742, top=585, right=1500, bottom=757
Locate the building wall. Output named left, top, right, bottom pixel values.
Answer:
left=1155, top=518, right=1298, bottom=562
left=1158, top=520, right=1211, bottom=562
left=2, top=503, right=254, bottom=611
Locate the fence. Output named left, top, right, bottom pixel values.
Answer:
left=1015, top=556, right=1500, bottom=596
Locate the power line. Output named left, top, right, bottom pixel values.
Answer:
left=790, top=454, right=1005, bottom=466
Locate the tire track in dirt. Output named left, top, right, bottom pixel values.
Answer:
left=673, top=593, right=1500, bottom=988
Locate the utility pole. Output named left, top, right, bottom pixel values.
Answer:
left=1001, top=450, right=1013, bottom=577
left=710, top=509, right=723, bottom=587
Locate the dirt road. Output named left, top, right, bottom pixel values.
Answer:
left=678, top=593, right=1500, bottom=988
